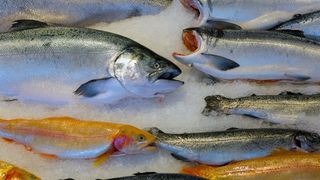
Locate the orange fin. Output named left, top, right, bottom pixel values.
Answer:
left=39, top=153, right=58, bottom=159
left=93, top=147, right=115, bottom=167
left=2, top=137, right=14, bottom=143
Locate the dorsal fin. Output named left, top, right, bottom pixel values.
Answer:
left=10, top=20, right=49, bottom=31
left=278, top=91, right=303, bottom=96
left=133, top=172, right=157, bottom=176
left=275, top=29, right=305, bottom=38
left=226, top=127, right=239, bottom=131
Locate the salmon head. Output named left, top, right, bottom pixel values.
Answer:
left=113, top=125, right=156, bottom=154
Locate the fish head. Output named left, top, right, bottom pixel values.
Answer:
left=113, top=125, right=156, bottom=154
left=295, top=132, right=320, bottom=152
left=202, top=95, right=226, bottom=116
left=180, top=0, right=210, bottom=26
left=112, top=46, right=184, bottom=98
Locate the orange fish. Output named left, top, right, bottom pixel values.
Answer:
left=182, top=150, right=320, bottom=180
left=0, top=160, right=40, bottom=180
left=0, top=117, right=155, bottom=164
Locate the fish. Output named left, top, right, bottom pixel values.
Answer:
left=102, top=172, right=206, bottom=180
left=148, top=127, right=320, bottom=165
left=203, top=92, right=320, bottom=124
left=271, top=10, right=320, bottom=42
left=0, top=160, right=40, bottom=180
left=0, top=0, right=173, bottom=31
left=181, top=151, right=320, bottom=180
left=0, top=117, right=156, bottom=163
left=180, top=0, right=320, bottom=30
left=173, top=27, right=320, bottom=83
left=0, top=20, right=183, bottom=105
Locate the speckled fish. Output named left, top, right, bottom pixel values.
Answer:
left=148, top=127, right=320, bottom=165
left=0, top=161, right=40, bottom=180
left=0, top=0, right=173, bottom=32
left=0, top=117, right=155, bottom=163
left=271, top=10, right=320, bottom=41
left=0, top=20, right=183, bottom=105
left=103, top=172, right=206, bottom=180
left=182, top=151, right=320, bottom=180
left=174, top=27, right=320, bottom=83
left=203, top=92, right=320, bottom=124
left=180, top=0, right=320, bottom=30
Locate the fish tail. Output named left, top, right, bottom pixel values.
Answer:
left=202, top=95, right=228, bottom=116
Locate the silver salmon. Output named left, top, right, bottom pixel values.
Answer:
left=149, top=127, right=320, bottom=165
left=0, top=20, right=183, bottom=105
left=174, top=27, right=320, bottom=83
left=203, top=92, right=320, bottom=124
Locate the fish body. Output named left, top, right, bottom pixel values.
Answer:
left=180, top=0, right=320, bottom=29
left=0, top=117, right=155, bottom=159
left=0, top=20, right=183, bottom=105
left=272, top=10, right=320, bottom=41
left=0, top=0, right=172, bottom=31
left=182, top=151, right=320, bottom=180
left=105, top=172, right=206, bottom=180
left=148, top=127, right=320, bottom=165
left=203, top=93, right=320, bottom=124
left=0, top=161, right=40, bottom=180
left=174, top=27, right=320, bottom=83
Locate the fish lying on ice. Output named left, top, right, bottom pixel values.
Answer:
left=0, top=0, right=173, bottom=31
left=271, top=10, right=320, bottom=42
left=0, top=117, right=155, bottom=164
left=182, top=151, right=320, bottom=180
left=203, top=92, right=320, bottom=124
left=148, top=127, right=320, bottom=165
left=0, top=160, right=40, bottom=180
left=103, top=172, right=206, bottom=180
left=173, top=27, right=320, bottom=83
left=0, top=20, right=183, bottom=105
left=180, top=0, right=320, bottom=29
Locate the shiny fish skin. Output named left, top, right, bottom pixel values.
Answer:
left=0, top=117, right=155, bottom=159
left=174, top=27, right=320, bottom=83
left=0, top=0, right=172, bottom=31
left=149, top=127, right=320, bottom=165
left=272, top=10, right=320, bottom=42
left=0, top=22, right=183, bottom=105
left=182, top=152, right=320, bottom=180
left=104, top=173, right=206, bottom=180
left=181, top=0, right=320, bottom=29
left=0, top=161, right=40, bottom=180
left=203, top=93, right=320, bottom=124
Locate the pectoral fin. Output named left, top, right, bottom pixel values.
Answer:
left=275, top=30, right=305, bottom=38
left=284, top=73, right=311, bottom=81
left=74, top=78, right=113, bottom=97
left=93, top=147, right=115, bottom=167
left=10, top=20, right=49, bottom=31
left=200, top=53, right=240, bottom=71
left=171, top=153, right=191, bottom=162
left=206, top=20, right=242, bottom=30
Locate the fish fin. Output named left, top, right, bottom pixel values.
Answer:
left=284, top=73, right=311, bottom=81
left=278, top=91, right=303, bottom=96
left=39, top=153, right=58, bottom=159
left=93, top=147, right=115, bottom=167
left=133, top=172, right=157, bottom=176
left=206, top=20, right=242, bottom=30
left=146, top=127, right=164, bottom=136
left=226, top=127, right=239, bottom=131
left=171, top=153, right=191, bottom=162
left=2, top=138, right=14, bottom=143
left=10, top=20, right=49, bottom=31
left=275, top=29, right=305, bottom=38
left=74, top=77, right=114, bottom=97
left=199, top=53, right=239, bottom=71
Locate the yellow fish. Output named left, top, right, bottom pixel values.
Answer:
left=0, top=117, right=155, bottom=164
left=0, top=161, right=39, bottom=180
left=182, top=150, right=320, bottom=180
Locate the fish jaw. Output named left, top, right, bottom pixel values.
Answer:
left=179, top=0, right=210, bottom=26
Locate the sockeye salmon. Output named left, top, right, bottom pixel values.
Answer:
left=0, top=20, right=183, bottom=105
left=182, top=151, right=320, bottom=180
left=0, top=0, right=173, bottom=31
left=148, top=127, right=320, bottom=165
left=203, top=92, right=320, bottom=124
left=0, top=117, right=155, bottom=164
left=0, top=160, right=40, bottom=180
left=180, top=0, right=320, bottom=30
left=174, top=27, right=320, bottom=83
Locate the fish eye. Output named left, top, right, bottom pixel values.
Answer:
left=153, top=62, right=161, bottom=69
left=137, top=135, right=146, bottom=142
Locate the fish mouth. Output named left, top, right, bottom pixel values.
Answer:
left=140, top=142, right=157, bottom=153
left=180, top=0, right=201, bottom=17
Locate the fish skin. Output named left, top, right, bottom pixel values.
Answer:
left=272, top=10, right=320, bottom=41
left=203, top=93, right=320, bottom=124
left=0, top=20, right=183, bottom=105
left=148, top=127, right=320, bottom=165
left=174, top=27, right=320, bottom=83
left=180, top=0, right=320, bottom=29
left=0, top=0, right=173, bottom=31
left=0, top=117, right=156, bottom=159
left=0, top=160, right=40, bottom=180
left=102, top=172, right=206, bottom=180
left=181, top=151, right=320, bottom=180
